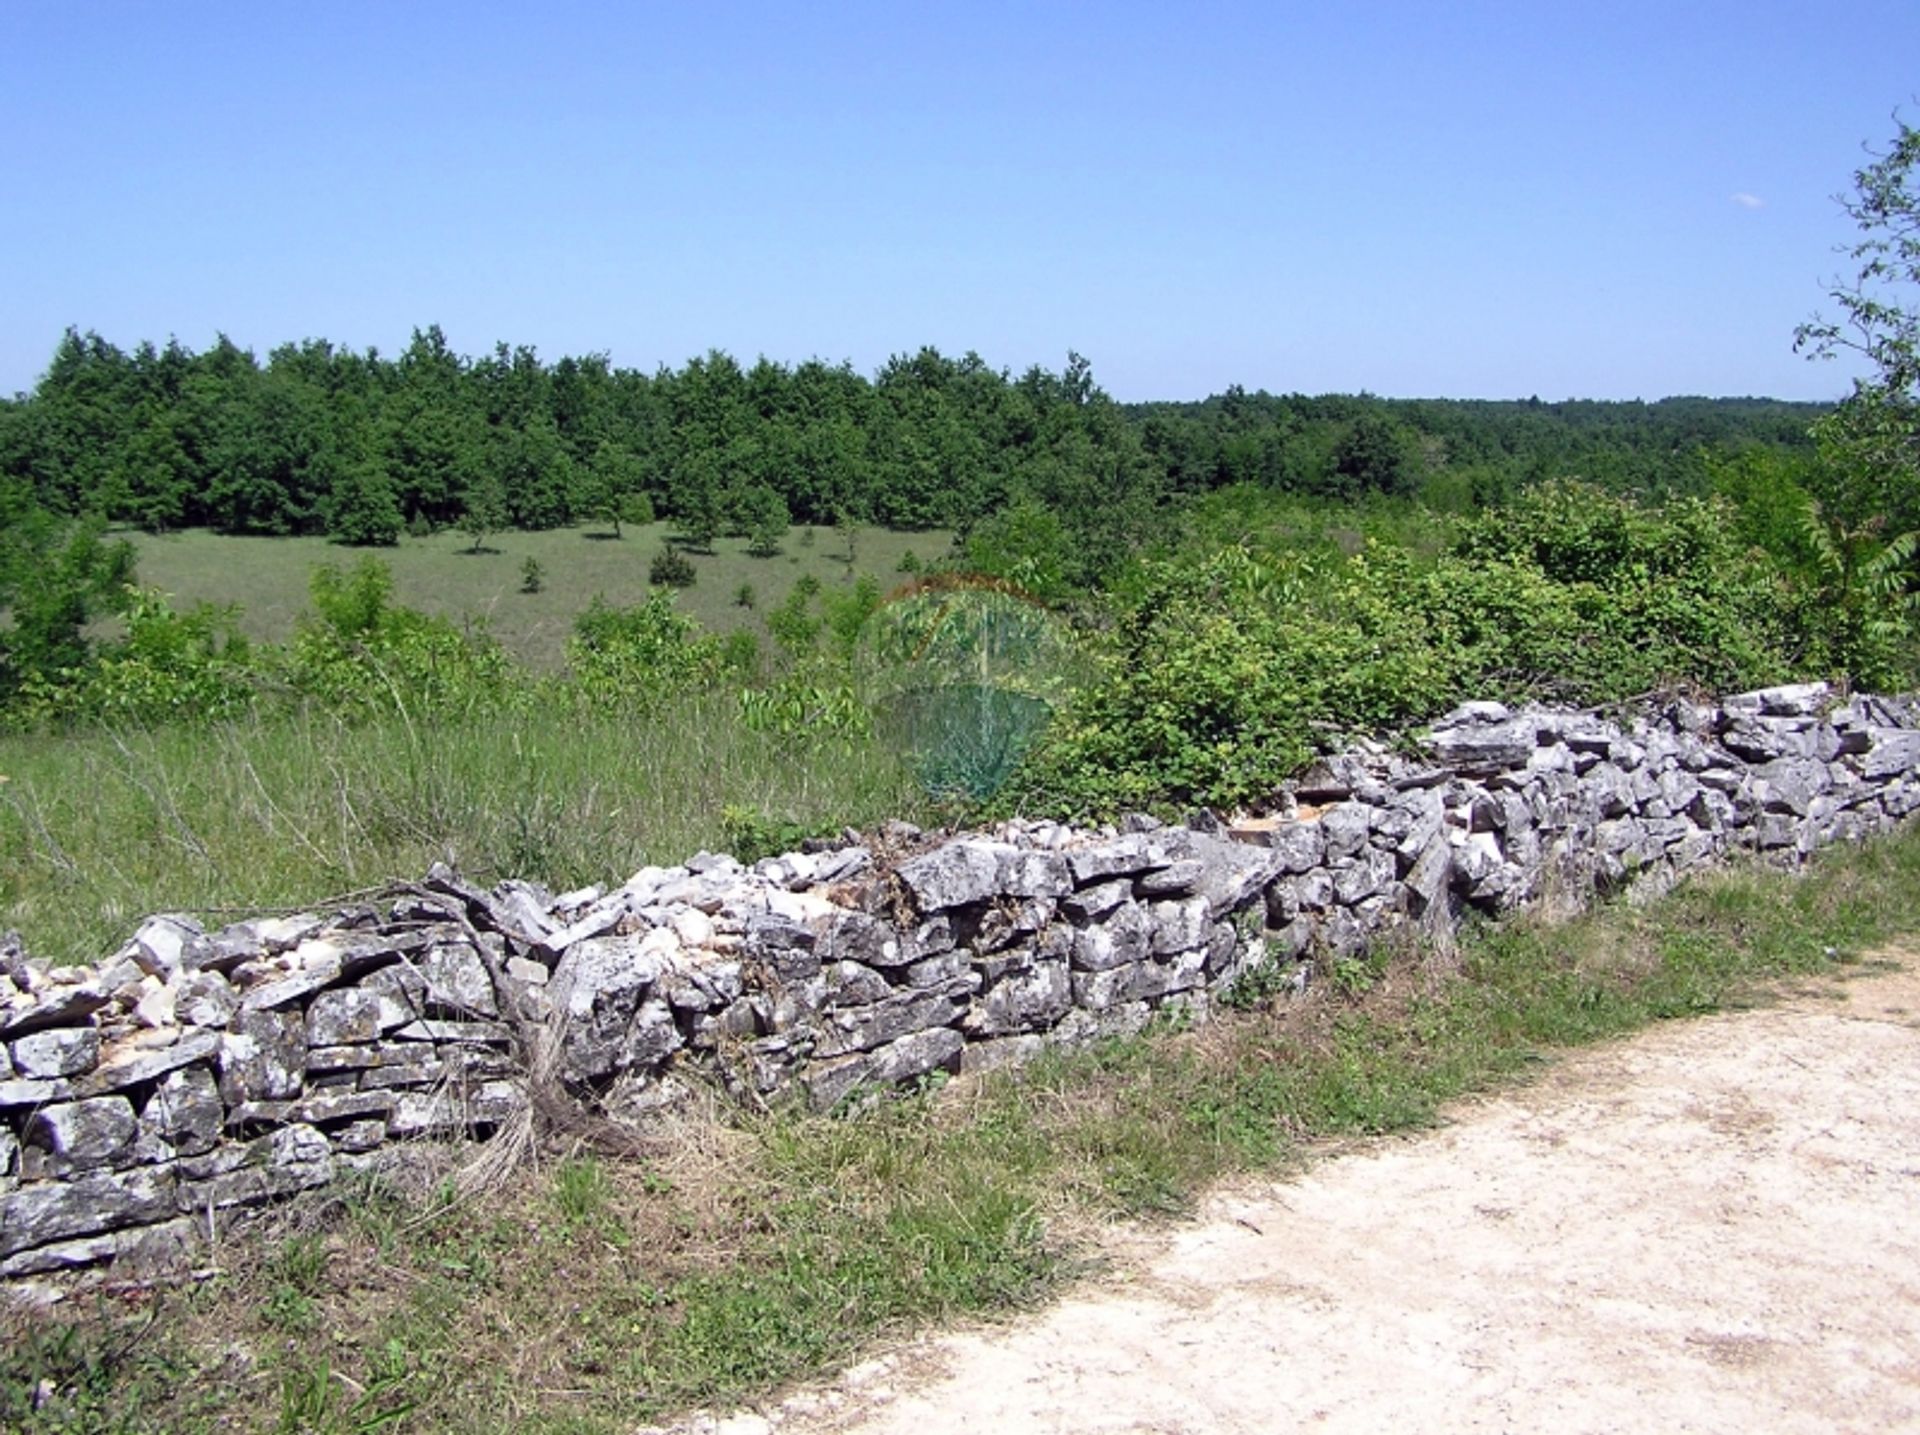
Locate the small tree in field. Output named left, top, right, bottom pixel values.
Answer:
left=461, top=472, right=508, bottom=553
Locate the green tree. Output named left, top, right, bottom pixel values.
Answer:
left=0, top=483, right=137, bottom=706
left=1796, top=114, right=1920, bottom=531
left=744, top=484, right=790, bottom=556
left=461, top=471, right=509, bottom=553
left=324, top=458, right=404, bottom=546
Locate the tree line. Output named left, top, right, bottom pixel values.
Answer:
left=0, top=327, right=1824, bottom=554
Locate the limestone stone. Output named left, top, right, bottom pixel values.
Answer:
left=1071, top=903, right=1151, bottom=971
left=421, top=942, right=498, bottom=1018
left=0, top=1168, right=175, bottom=1259
left=813, top=978, right=972, bottom=1058
left=306, top=988, right=411, bottom=1047
left=23, top=1096, right=137, bottom=1176
left=959, top=1034, right=1046, bottom=1076
left=129, top=914, right=205, bottom=978
left=803, top=1027, right=964, bottom=1109
left=219, top=1009, right=306, bottom=1104
left=1061, top=877, right=1134, bottom=921
left=897, top=840, right=1013, bottom=912
left=1332, top=848, right=1397, bottom=907
left=1423, top=717, right=1536, bottom=769
left=80, top=1028, right=221, bottom=1096
left=140, top=1065, right=223, bottom=1157
left=1319, top=803, right=1373, bottom=862
left=1064, top=833, right=1169, bottom=886
left=10, top=1027, right=100, bottom=1080
left=818, top=911, right=904, bottom=970
left=997, top=849, right=1073, bottom=899
left=964, top=960, right=1070, bottom=1037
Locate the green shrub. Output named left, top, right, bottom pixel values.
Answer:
left=1004, top=484, right=1811, bottom=818
left=650, top=544, right=696, bottom=588
left=566, top=590, right=723, bottom=708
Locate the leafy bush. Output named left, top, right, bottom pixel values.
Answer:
left=17, top=589, right=257, bottom=727
left=1004, top=484, right=1813, bottom=818
left=566, top=590, right=723, bottom=708
left=277, top=558, right=512, bottom=722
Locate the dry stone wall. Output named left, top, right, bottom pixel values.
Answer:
left=6, top=681, right=1920, bottom=1284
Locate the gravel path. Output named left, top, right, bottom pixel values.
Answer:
left=679, top=953, right=1920, bottom=1434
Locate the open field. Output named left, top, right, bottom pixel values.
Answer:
left=0, top=698, right=935, bottom=966
left=8, top=824, right=1920, bottom=1434
left=125, top=524, right=957, bottom=667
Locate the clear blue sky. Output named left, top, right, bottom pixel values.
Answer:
left=3, top=2, right=1915, bottom=402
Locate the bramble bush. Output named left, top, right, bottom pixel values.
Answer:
left=1000, top=483, right=1832, bottom=818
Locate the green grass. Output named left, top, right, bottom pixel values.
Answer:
left=10, top=824, right=1920, bottom=1433
left=0, top=696, right=933, bottom=964
left=124, top=524, right=954, bottom=669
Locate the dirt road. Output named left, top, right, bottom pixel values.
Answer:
left=686, top=954, right=1920, bottom=1434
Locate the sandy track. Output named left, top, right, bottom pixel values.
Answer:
left=682, top=954, right=1920, bottom=1435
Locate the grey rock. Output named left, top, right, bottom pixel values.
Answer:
left=965, top=960, right=1070, bottom=1037
left=1319, top=802, right=1373, bottom=862
left=0, top=1077, right=71, bottom=1108
left=306, top=987, right=411, bottom=1046
left=803, top=1027, right=964, bottom=1109
left=1333, top=848, right=1396, bottom=907
left=1136, top=859, right=1204, bottom=896
left=897, top=840, right=1012, bottom=912
left=420, top=942, right=499, bottom=1018
left=176, top=1124, right=333, bottom=1212
left=0, top=1168, right=175, bottom=1259
left=814, top=978, right=971, bottom=1058
left=904, top=951, right=974, bottom=990
left=1147, top=897, right=1210, bottom=955
left=1856, top=727, right=1920, bottom=780
left=392, top=1018, right=511, bottom=1045
left=141, top=1065, right=223, bottom=1157
left=22, top=1096, right=137, bottom=1177
left=1424, top=717, right=1536, bottom=770
left=1401, top=833, right=1453, bottom=911
left=998, top=849, right=1073, bottom=899
left=10, top=1027, right=99, bottom=1080
left=972, top=896, right=1056, bottom=953
left=1065, top=834, right=1168, bottom=885
left=959, top=1034, right=1047, bottom=1076
left=1261, top=820, right=1327, bottom=874
left=80, top=1028, right=221, bottom=1096
left=0, top=980, right=108, bottom=1041
left=818, top=911, right=904, bottom=970
left=129, top=914, right=204, bottom=978
left=219, top=1009, right=306, bottom=1104
left=824, top=960, right=892, bottom=1007
left=238, top=949, right=343, bottom=1012
left=175, top=970, right=237, bottom=1028
left=1071, top=903, right=1151, bottom=971
left=1061, top=877, right=1134, bottom=921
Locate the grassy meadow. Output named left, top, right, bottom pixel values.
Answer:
left=125, top=522, right=956, bottom=667
left=0, top=697, right=936, bottom=966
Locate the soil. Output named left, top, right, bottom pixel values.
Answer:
left=678, top=951, right=1920, bottom=1434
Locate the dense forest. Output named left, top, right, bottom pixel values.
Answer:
left=0, top=327, right=1824, bottom=558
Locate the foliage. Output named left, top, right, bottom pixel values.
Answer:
left=1005, top=484, right=1809, bottom=817
left=519, top=556, right=544, bottom=594
left=278, top=558, right=512, bottom=722
left=649, top=544, right=696, bottom=588
left=1796, top=113, right=1920, bottom=524
left=16, top=589, right=256, bottom=729
left=0, top=485, right=137, bottom=707
left=566, top=590, right=724, bottom=708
